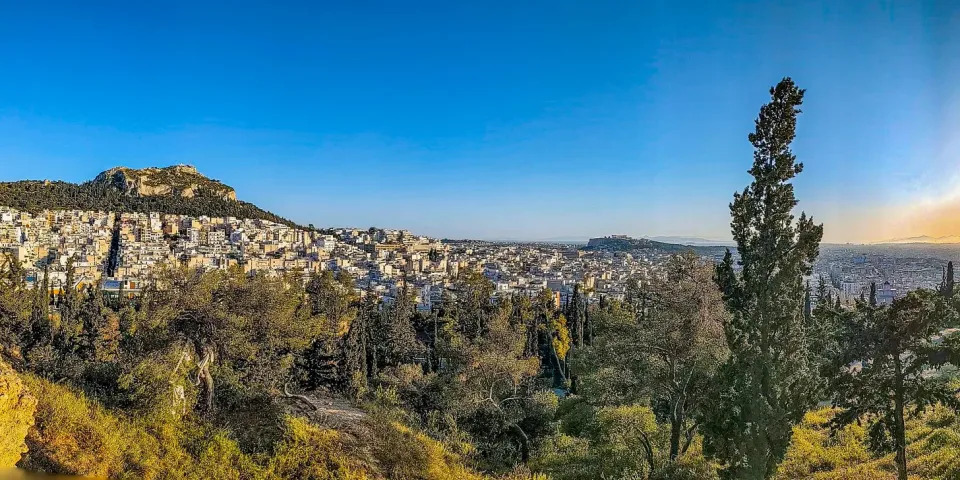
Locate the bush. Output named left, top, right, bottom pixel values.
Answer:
left=265, top=417, right=370, bottom=480
left=18, top=375, right=260, bottom=480
left=776, top=407, right=960, bottom=479
left=0, top=361, right=36, bottom=468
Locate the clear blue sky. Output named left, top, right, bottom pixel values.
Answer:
left=1, top=1, right=958, bottom=242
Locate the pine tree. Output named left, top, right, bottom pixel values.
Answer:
left=79, top=284, right=109, bottom=360
left=828, top=290, right=959, bottom=480
left=511, top=294, right=538, bottom=358
left=374, top=285, right=421, bottom=367
left=341, top=309, right=368, bottom=387
left=701, top=78, right=823, bottom=479
left=2, top=252, right=25, bottom=290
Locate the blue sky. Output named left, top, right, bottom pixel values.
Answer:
left=1, top=1, right=958, bottom=242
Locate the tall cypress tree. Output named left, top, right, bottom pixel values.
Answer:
left=715, top=250, right=737, bottom=305
left=61, top=256, right=79, bottom=325
left=702, top=78, right=823, bottom=479
left=28, top=262, right=52, bottom=347
left=565, top=284, right=584, bottom=347
left=949, top=261, right=955, bottom=297
left=939, top=261, right=954, bottom=297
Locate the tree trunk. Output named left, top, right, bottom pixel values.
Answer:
left=681, top=421, right=698, bottom=455
left=196, top=344, right=215, bottom=413
left=893, top=355, right=908, bottom=480
left=549, top=341, right=566, bottom=385
left=509, top=423, right=530, bottom=463
left=669, top=414, right=682, bottom=461
left=638, top=431, right=656, bottom=475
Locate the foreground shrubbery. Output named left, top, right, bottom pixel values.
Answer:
left=532, top=400, right=718, bottom=480
left=21, top=374, right=259, bottom=479
left=531, top=400, right=960, bottom=480
left=777, top=407, right=960, bottom=480
left=0, top=361, right=35, bottom=469
left=16, top=374, right=492, bottom=480
left=0, top=259, right=552, bottom=479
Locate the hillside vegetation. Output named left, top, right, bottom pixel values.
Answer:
left=582, top=236, right=729, bottom=257
left=0, top=360, right=36, bottom=468
left=0, top=263, right=513, bottom=480
left=777, top=407, right=960, bottom=479
left=14, top=373, right=490, bottom=480
left=0, top=166, right=301, bottom=228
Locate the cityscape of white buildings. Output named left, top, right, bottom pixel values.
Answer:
left=810, top=245, right=955, bottom=306
left=0, top=207, right=673, bottom=309
left=3, top=206, right=954, bottom=309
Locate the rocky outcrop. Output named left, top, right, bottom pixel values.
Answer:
left=89, top=165, right=237, bottom=201
left=0, top=361, right=36, bottom=468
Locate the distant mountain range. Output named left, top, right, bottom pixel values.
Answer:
left=873, top=235, right=960, bottom=245
left=0, top=165, right=303, bottom=229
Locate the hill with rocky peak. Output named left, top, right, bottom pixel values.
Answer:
left=0, top=166, right=303, bottom=228
left=88, top=165, right=237, bottom=201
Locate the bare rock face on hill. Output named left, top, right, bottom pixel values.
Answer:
left=0, top=361, right=37, bottom=468
left=89, top=165, right=238, bottom=201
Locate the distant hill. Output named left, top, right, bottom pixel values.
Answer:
left=583, top=235, right=730, bottom=257
left=0, top=165, right=302, bottom=228
left=649, top=235, right=736, bottom=247
left=874, top=235, right=960, bottom=245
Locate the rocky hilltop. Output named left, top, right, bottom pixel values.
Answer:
left=89, top=165, right=237, bottom=201
left=0, top=166, right=303, bottom=229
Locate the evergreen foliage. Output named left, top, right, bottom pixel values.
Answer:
left=826, top=289, right=960, bottom=480
left=702, top=77, right=824, bottom=479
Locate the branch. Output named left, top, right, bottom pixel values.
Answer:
left=682, top=420, right=699, bottom=454
left=283, top=383, right=319, bottom=411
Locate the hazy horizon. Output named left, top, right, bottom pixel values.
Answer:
left=1, top=2, right=958, bottom=243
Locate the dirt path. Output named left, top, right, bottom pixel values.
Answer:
left=283, top=386, right=367, bottom=429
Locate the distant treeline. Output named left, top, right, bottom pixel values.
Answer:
left=0, top=180, right=302, bottom=228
